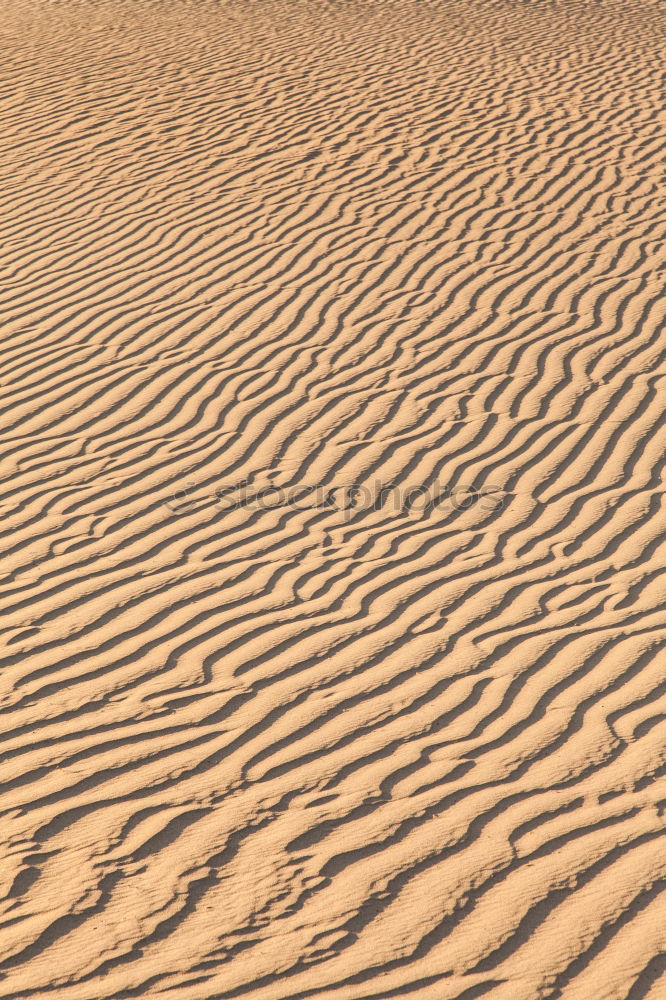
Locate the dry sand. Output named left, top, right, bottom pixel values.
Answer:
left=0, top=0, right=665, bottom=997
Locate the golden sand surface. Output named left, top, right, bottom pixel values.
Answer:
left=0, top=1, right=664, bottom=997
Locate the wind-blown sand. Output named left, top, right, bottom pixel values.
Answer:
left=0, top=1, right=664, bottom=997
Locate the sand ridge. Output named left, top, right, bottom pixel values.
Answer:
left=0, top=1, right=664, bottom=998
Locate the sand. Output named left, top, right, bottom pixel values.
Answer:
left=0, top=1, right=664, bottom=997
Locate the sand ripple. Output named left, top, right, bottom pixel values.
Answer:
left=0, top=2, right=664, bottom=998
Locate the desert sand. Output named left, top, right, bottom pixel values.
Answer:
left=0, top=0, right=664, bottom=997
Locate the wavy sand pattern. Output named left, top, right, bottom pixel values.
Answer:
left=1, top=1, right=665, bottom=997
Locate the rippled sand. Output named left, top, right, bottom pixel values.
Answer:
left=0, top=1, right=664, bottom=998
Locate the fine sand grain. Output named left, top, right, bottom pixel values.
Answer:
left=0, top=1, right=664, bottom=998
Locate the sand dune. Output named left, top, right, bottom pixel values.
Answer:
left=0, top=0, right=664, bottom=997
